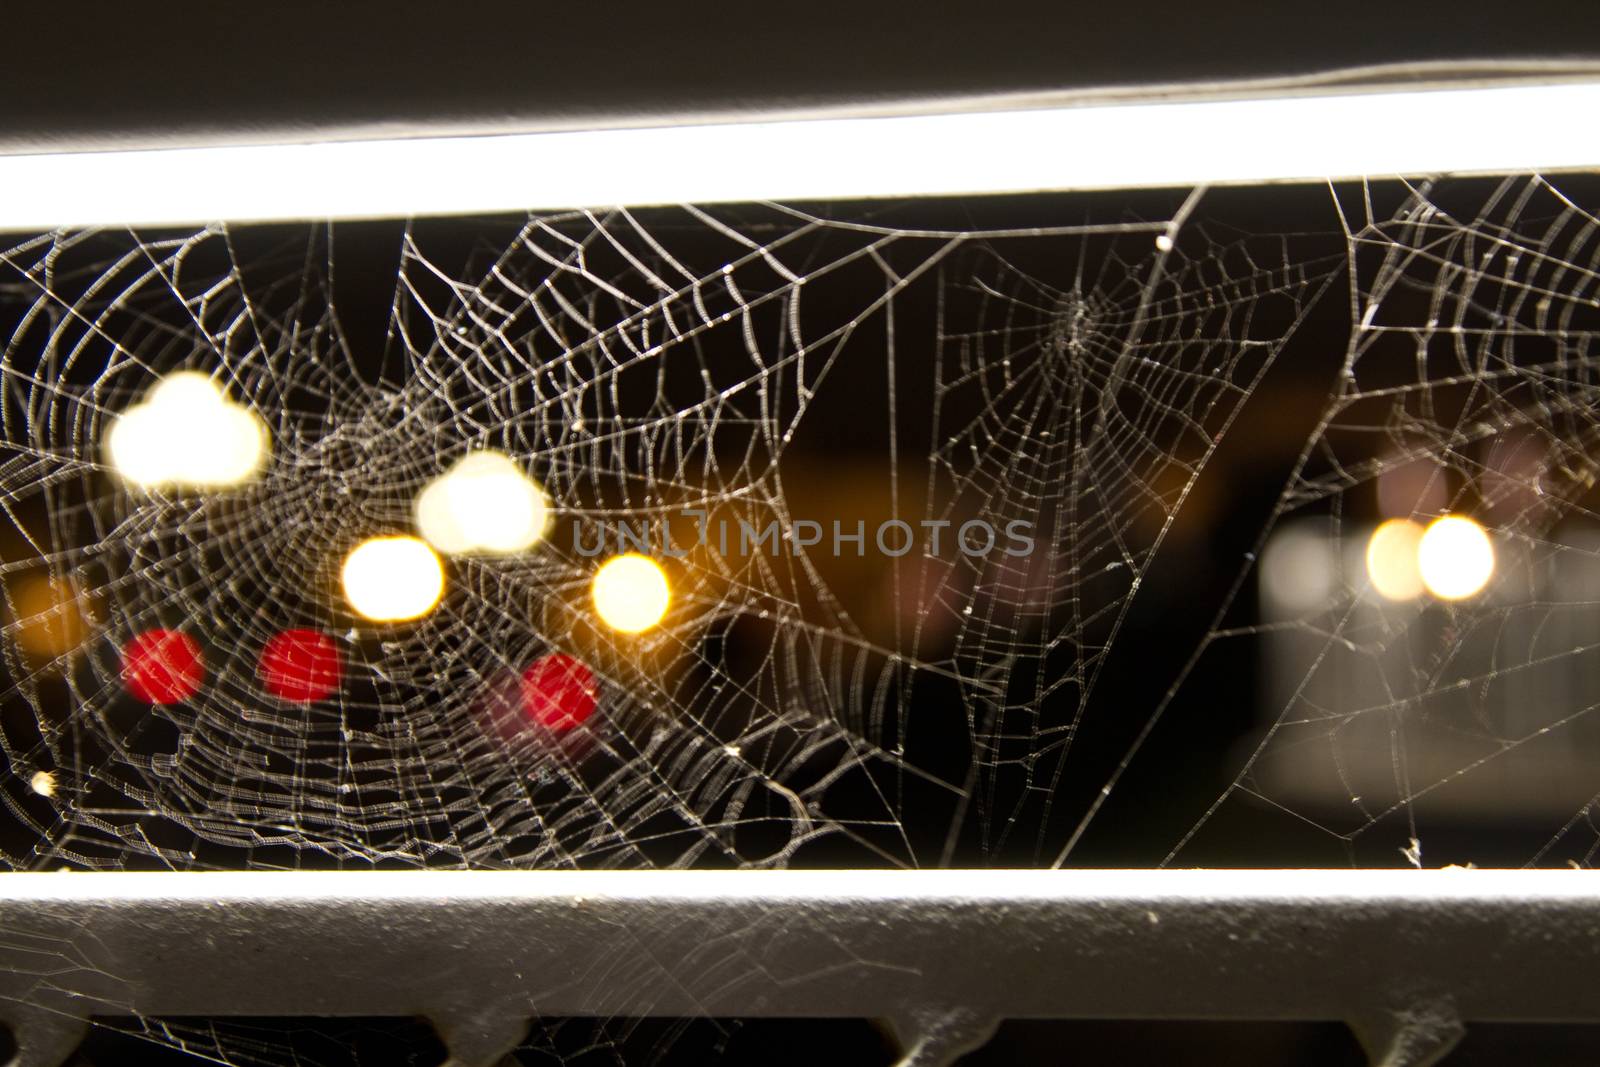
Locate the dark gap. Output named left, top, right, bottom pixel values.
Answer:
left=514, top=1016, right=897, bottom=1066
left=78, top=1016, right=447, bottom=1067
left=957, top=1018, right=1366, bottom=1066
left=58, top=1013, right=1600, bottom=1065
left=1444, top=1021, right=1600, bottom=1065
left=74, top=1016, right=898, bottom=1067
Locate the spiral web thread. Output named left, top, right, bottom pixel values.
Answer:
left=0, top=176, right=1598, bottom=1061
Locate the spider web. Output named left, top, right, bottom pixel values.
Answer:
left=1, top=175, right=1598, bottom=1062
left=1187, top=174, right=1600, bottom=869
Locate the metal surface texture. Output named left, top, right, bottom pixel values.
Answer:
left=0, top=869, right=1596, bottom=1066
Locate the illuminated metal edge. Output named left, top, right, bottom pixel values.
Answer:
left=0, top=870, right=1596, bottom=1067
left=4, top=66, right=1600, bottom=229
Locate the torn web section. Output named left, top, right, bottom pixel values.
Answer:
left=1206, top=175, right=1600, bottom=869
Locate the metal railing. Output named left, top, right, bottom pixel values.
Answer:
left=1, top=869, right=1595, bottom=1066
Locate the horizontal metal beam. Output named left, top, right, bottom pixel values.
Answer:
left=8, top=79, right=1600, bottom=230
left=0, top=869, right=1596, bottom=1066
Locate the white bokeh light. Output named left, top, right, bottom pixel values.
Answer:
left=1365, top=518, right=1427, bottom=602
left=106, top=372, right=268, bottom=489
left=1259, top=520, right=1338, bottom=614
left=341, top=536, right=446, bottom=622
left=1418, top=515, right=1495, bottom=601
left=414, top=451, right=550, bottom=556
left=591, top=554, right=671, bottom=634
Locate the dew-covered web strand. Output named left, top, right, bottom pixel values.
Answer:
left=915, top=201, right=1349, bottom=865
left=6, top=178, right=1600, bottom=1061
left=0, top=206, right=1276, bottom=869
left=1161, top=176, right=1600, bottom=868
left=3, top=181, right=1599, bottom=885
left=0, top=206, right=1177, bottom=878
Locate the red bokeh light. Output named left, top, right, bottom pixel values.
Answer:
left=120, top=629, right=204, bottom=705
left=258, top=629, right=342, bottom=703
left=521, top=653, right=598, bottom=731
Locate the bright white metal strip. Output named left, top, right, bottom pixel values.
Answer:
left=2, top=82, right=1599, bottom=229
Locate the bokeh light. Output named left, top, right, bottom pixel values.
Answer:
left=106, top=372, right=268, bottom=489
left=415, top=451, right=550, bottom=555
left=1365, top=519, right=1426, bottom=601
left=258, top=629, right=342, bottom=703
left=1418, top=515, right=1495, bottom=600
left=591, top=553, right=671, bottom=634
left=341, top=536, right=445, bottom=622
left=121, top=628, right=204, bottom=705
left=6, top=575, right=96, bottom=658
left=1259, top=521, right=1338, bottom=614
left=521, top=653, right=598, bottom=731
